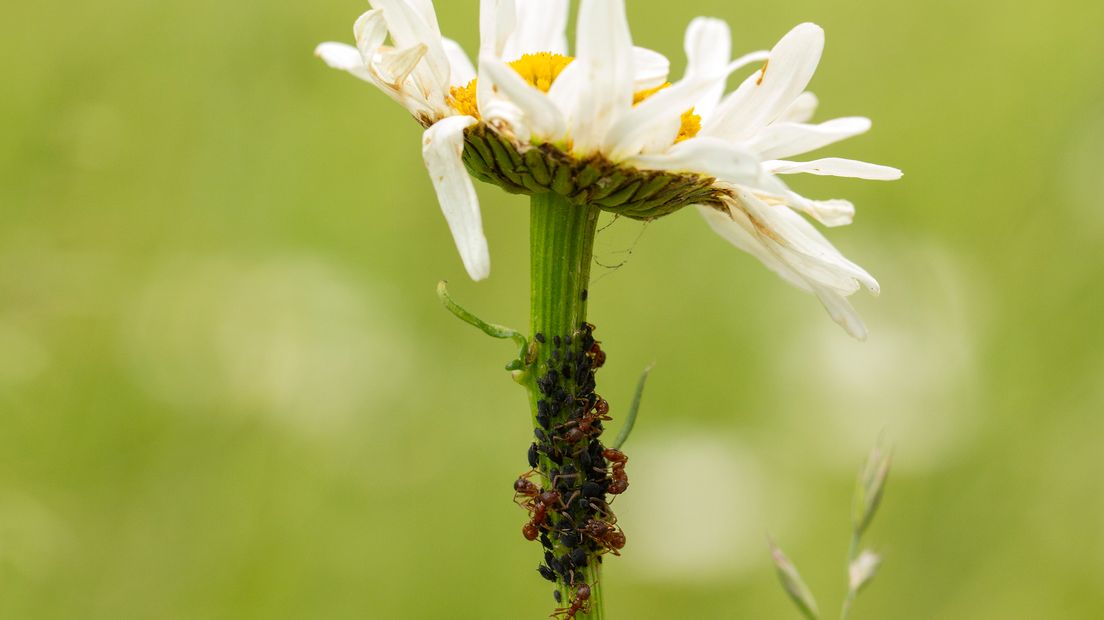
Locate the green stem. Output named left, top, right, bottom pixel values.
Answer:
left=528, top=192, right=599, bottom=341
left=526, top=192, right=604, bottom=619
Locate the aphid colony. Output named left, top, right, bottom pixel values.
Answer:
left=516, top=322, right=629, bottom=618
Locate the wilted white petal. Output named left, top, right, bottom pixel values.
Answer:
left=766, top=158, right=903, bottom=180
left=442, top=38, right=476, bottom=87
left=633, top=47, right=670, bottom=91
left=561, top=0, right=634, bottom=154
left=703, top=194, right=874, bottom=339
left=370, top=0, right=452, bottom=107
left=747, top=117, right=872, bottom=160
left=480, top=55, right=566, bottom=139
left=731, top=186, right=879, bottom=294
left=421, top=116, right=490, bottom=281
left=627, top=138, right=759, bottom=185
left=697, top=204, right=811, bottom=291
left=315, top=43, right=365, bottom=72
left=354, top=10, right=388, bottom=63
left=378, top=44, right=428, bottom=87
left=683, top=17, right=731, bottom=120
left=704, top=23, right=824, bottom=141
left=504, top=0, right=569, bottom=59
left=787, top=194, right=856, bottom=227
left=779, top=92, right=818, bottom=123
left=813, top=284, right=869, bottom=340
left=746, top=176, right=857, bottom=227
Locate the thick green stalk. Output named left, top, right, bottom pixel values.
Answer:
left=526, top=192, right=604, bottom=619
left=529, top=192, right=599, bottom=341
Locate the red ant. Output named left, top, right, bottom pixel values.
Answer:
left=514, top=470, right=563, bottom=541
left=579, top=511, right=626, bottom=556
left=603, top=449, right=629, bottom=495
left=513, top=470, right=543, bottom=504
left=556, top=398, right=612, bottom=444
left=551, top=583, right=591, bottom=619
left=588, top=341, right=606, bottom=368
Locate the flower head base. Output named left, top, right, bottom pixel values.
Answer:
left=461, top=124, right=723, bottom=219
left=316, top=0, right=901, bottom=338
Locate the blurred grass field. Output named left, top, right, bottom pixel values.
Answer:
left=2, top=0, right=1103, bottom=618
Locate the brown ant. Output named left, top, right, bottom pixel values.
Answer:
left=603, top=449, right=629, bottom=495
left=551, top=583, right=591, bottom=619
left=514, top=471, right=564, bottom=541
left=522, top=507, right=547, bottom=540
left=513, top=469, right=543, bottom=505
left=555, top=399, right=612, bottom=444
left=587, top=341, right=606, bottom=368
left=580, top=518, right=626, bottom=556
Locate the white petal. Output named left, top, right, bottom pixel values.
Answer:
left=370, top=0, right=451, bottom=103
left=560, top=0, right=634, bottom=154
left=504, top=0, right=569, bottom=59
left=315, top=42, right=365, bottom=72
left=812, top=285, right=869, bottom=340
left=786, top=194, right=856, bottom=227
left=377, top=44, right=429, bottom=88
left=703, top=23, right=825, bottom=141
left=747, top=117, right=872, bottom=160
left=779, top=92, right=818, bottom=123
left=701, top=194, right=875, bottom=339
left=606, top=78, right=712, bottom=159
left=697, top=204, right=811, bottom=291
left=421, top=116, right=491, bottom=281
left=481, top=99, right=530, bottom=142
left=605, top=51, right=767, bottom=159
left=404, top=0, right=442, bottom=35
left=354, top=10, right=388, bottom=63
left=765, top=158, right=903, bottom=180
left=479, top=0, right=516, bottom=59
left=633, top=47, right=670, bottom=91
left=731, top=186, right=879, bottom=294
left=442, top=38, right=476, bottom=87
left=626, top=138, right=759, bottom=185
left=683, top=17, right=731, bottom=120
left=749, top=175, right=858, bottom=227
left=477, top=0, right=517, bottom=112
left=480, top=55, right=566, bottom=139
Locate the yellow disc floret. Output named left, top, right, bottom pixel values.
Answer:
left=632, top=82, right=701, bottom=142
left=633, top=82, right=670, bottom=105
left=450, top=54, right=700, bottom=143
left=450, top=53, right=575, bottom=118
left=450, top=81, right=481, bottom=117
left=677, top=109, right=701, bottom=143
left=508, top=52, right=575, bottom=92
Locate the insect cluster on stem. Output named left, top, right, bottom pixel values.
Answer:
left=515, top=323, right=629, bottom=618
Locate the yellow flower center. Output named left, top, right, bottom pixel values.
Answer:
left=449, top=54, right=700, bottom=144
left=509, top=52, right=575, bottom=92
left=632, top=83, right=701, bottom=143
left=450, top=53, right=574, bottom=117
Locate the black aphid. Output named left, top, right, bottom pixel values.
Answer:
left=538, top=564, right=556, bottom=582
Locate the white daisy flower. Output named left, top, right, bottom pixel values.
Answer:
left=316, top=0, right=900, bottom=339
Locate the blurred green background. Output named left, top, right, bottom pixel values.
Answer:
left=2, top=0, right=1103, bottom=618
